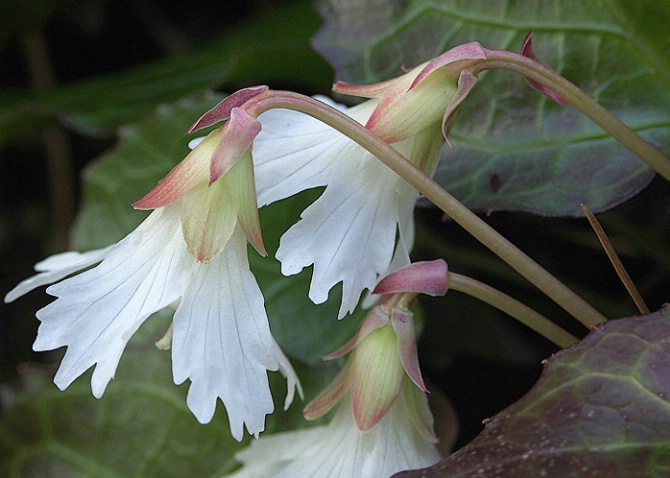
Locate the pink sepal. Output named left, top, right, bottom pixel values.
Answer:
left=521, top=32, right=566, bottom=106
left=303, top=362, right=352, bottom=420
left=209, top=107, right=262, bottom=184
left=441, top=69, right=478, bottom=142
left=321, top=307, right=389, bottom=360
left=352, top=381, right=402, bottom=432
left=187, top=85, right=269, bottom=134
left=374, top=259, right=449, bottom=297
left=391, top=308, right=427, bottom=392
left=409, top=42, right=487, bottom=91
left=133, top=131, right=216, bottom=210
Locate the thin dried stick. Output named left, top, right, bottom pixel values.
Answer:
left=581, top=203, right=649, bottom=315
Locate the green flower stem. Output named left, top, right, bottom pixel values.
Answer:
left=475, top=51, right=670, bottom=183
left=250, top=92, right=607, bottom=329
left=448, top=272, right=579, bottom=348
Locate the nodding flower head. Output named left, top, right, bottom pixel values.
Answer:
left=303, top=260, right=449, bottom=433
left=134, top=87, right=271, bottom=262
left=334, top=43, right=488, bottom=144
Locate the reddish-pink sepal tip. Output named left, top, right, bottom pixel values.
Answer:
left=374, top=259, right=449, bottom=297
left=321, top=307, right=389, bottom=360
left=208, top=107, right=262, bottom=184
left=187, top=85, right=268, bottom=134
left=409, top=42, right=487, bottom=91
left=133, top=131, right=217, bottom=210
left=441, top=69, right=478, bottom=142
left=303, top=363, right=352, bottom=421
left=521, top=32, right=567, bottom=106
left=333, top=76, right=400, bottom=99
left=391, top=308, right=428, bottom=392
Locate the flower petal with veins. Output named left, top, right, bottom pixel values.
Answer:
left=225, top=394, right=440, bottom=478
left=254, top=97, right=417, bottom=319
left=9, top=202, right=300, bottom=441
left=172, top=226, right=279, bottom=439
left=4, top=247, right=112, bottom=303
left=275, top=154, right=416, bottom=318
left=33, top=204, right=189, bottom=397
left=253, top=95, right=354, bottom=206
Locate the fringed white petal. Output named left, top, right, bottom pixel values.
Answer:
left=4, top=247, right=113, bottom=303
left=225, top=427, right=327, bottom=478
left=171, top=225, right=278, bottom=440
left=360, top=195, right=415, bottom=311
left=255, top=95, right=418, bottom=319
left=253, top=97, right=376, bottom=207
left=254, top=111, right=340, bottom=207
left=225, top=392, right=440, bottom=478
left=33, top=204, right=190, bottom=397
left=276, top=155, right=416, bottom=319
left=277, top=395, right=440, bottom=478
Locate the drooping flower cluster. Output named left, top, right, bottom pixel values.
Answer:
left=5, top=41, right=488, bottom=447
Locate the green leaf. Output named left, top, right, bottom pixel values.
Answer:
left=605, top=0, right=670, bottom=87
left=0, top=0, right=332, bottom=146
left=0, top=317, right=243, bottom=478
left=313, top=0, right=670, bottom=216
left=395, top=305, right=670, bottom=478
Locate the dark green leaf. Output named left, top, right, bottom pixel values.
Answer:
left=395, top=306, right=670, bottom=478
left=0, top=316, right=243, bottom=478
left=313, top=0, right=670, bottom=216
left=605, top=0, right=670, bottom=86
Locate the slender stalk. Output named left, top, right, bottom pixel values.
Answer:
left=249, top=93, right=607, bottom=328
left=473, top=51, right=670, bottom=183
left=448, top=272, right=578, bottom=348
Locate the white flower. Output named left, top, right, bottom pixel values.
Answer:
left=253, top=97, right=419, bottom=319
left=224, top=389, right=441, bottom=478
left=4, top=202, right=300, bottom=441
left=222, top=262, right=449, bottom=477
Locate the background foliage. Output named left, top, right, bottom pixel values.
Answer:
left=1, top=0, right=669, bottom=476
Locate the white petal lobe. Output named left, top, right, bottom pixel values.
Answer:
left=254, top=108, right=340, bottom=206
left=273, top=339, right=303, bottom=410
left=171, top=226, right=277, bottom=440
left=276, top=397, right=440, bottom=477
left=33, top=205, right=189, bottom=397
left=4, top=247, right=112, bottom=303
left=253, top=97, right=378, bottom=207
left=276, top=154, right=416, bottom=318
left=224, top=393, right=440, bottom=478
